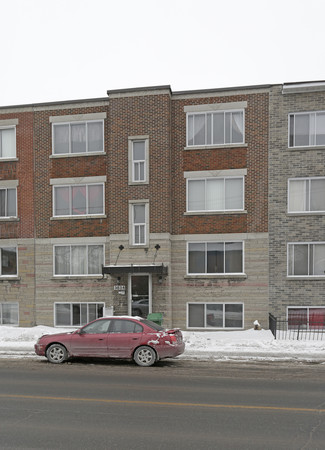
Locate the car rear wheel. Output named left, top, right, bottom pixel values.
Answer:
left=133, top=346, right=156, bottom=367
left=46, top=343, right=68, bottom=364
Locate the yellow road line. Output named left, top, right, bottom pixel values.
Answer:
left=0, top=394, right=324, bottom=413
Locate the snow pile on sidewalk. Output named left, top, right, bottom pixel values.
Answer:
left=0, top=326, right=324, bottom=362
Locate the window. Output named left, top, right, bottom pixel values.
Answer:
left=129, top=138, right=149, bottom=184
left=188, top=242, right=244, bottom=275
left=288, top=243, right=325, bottom=277
left=288, top=178, right=325, bottom=213
left=55, top=302, right=104, bottom=327
left=289, top=111, right=325, bottom=147
left=53, top=183, right=104, bottom=217
left=187, top=303, right=243, bottom=329
left=0, top=188, right=17, bottom=217
left=110, top=319, right=143, bottom=333
left=52, top=120, right=104, bottom=155
left=0, top=127, right=16, bottom=158
left=187, top=177, right=244, bottom=212
left=54, top=244, right=104, bottom=276
left=288, top=307, right=325, bottom=330
left=130, top=201, right=149, bottom=246
left=187, top=110, right=244, bottom=147
left=0, top=303, right=19, bottom=325
left=0, top=247, right=17, bottom=277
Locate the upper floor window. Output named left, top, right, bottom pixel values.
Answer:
left=53, top=183, right=104, bottom=217
left=288, top=242, right=325, bottom=277
left=54, top=244, right=104, bottom=276
left=187, top=242, right=244, bottom=275
left=0, top=247, right=17, bottom=277
left=52, top=120, right=104, bottom=155
left=0, top=127, right=16, bottom=159
left=288, top=178, right=325, bottom=213
left=0, top=188, right=17, bottom=218
left=289, top=111, right=325, bottom=147
left=187, top=110, right=244, bottom=147
left=187, top=177, right=244, bottom=212
left=129, top=201, right=149, bottom=246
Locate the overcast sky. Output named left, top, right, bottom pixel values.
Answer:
left=1, top=0, right=324, bottom=107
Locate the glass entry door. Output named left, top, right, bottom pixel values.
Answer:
left=129, top=274, right=151, bottom=318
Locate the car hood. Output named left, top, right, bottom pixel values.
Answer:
left=40, top=331, right=74, bottom=341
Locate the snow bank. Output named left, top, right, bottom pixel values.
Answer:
left=0, top=326, right=324, bottom=362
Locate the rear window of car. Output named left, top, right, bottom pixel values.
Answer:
left=140, top=319, right=164, bottom=331
left=110, top=319, right=143, bottom=333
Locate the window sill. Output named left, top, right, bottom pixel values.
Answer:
left=0, top=276, right=20, bottom=281
left=185, top=274, right=247, bottom=279
left=184, top=143, right=247, bottom=151
left=51, top=215, right=106, bottom=220
left=128, top=181, right=149, bottom=186
left=184, top=210, right=247, bottom=216
left=0, top=157, right=18, bottom=162
left=52, top=275, right=103, bottom=280
left=50, top=152, right=106, bottom=159
left=0, top=217, right=19, bottom=222
left=287, top=276, right=325, bottom=280
left=288, top=145, right=325, bottom=151
left=287, top=212, right=325, bottom=216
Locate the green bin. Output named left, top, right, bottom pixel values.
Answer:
left=147, top=312, right=163, bottom=326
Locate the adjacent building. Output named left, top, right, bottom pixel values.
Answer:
left=0, top=81, right=324, bottom=331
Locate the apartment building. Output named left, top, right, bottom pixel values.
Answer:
left=269, top=81, right=325, bottom=329
left=0, top=83, right=270, bottom=330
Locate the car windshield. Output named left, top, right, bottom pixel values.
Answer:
left=140, top=319, right=164, bottom=331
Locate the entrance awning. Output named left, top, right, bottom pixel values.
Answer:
left=102, top=264, right=168, bottom=276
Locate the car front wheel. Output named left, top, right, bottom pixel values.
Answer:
left=133, top=346, right=156, bottom=367
left=46, top=343, right=68, bottom=364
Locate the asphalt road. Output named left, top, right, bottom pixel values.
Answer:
left=0, top=358, right=324, bottom=450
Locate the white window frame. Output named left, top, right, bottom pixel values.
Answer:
left=0, top=125, right=16, bottom=159
left=186, top=176, right=244, bottom=212
left=128, top=136, right=149, bottom=184
left=187, top=302, right=244, bottom=329
left=287, top=306, right=325, bottom=331
left=129, top=200, right=149, bottom=247
left=288, top=177, right=325, bottom=213
left=52, top=120, right=105, bottom=155
left=0, top=246, right=18, bottom=277
left=287, top=242, right=325, bottom=277
left=0, top=186, right=17, bottom=218
left=187, top=241, right=244, bottom=275
left=289, top=111, right=325, bottom=148
left=54, top=302, right=105, bottom=327
left=52, top=182, right=105, bottom=217
left=0, top=302, right=19, bottom=326
left=186, top=109, right=245, bottom=147
left=53, top=244, right=104, bottom=277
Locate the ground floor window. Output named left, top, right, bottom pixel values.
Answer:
left=54, top=244, right=104, bottom=276
left=54, top=302, right=105, bottom=327
left=0, top=247, right=17, bottom=277
left=288, top=307, right=325, bottom=330
left=187, top=303, right=243, bottom=329
left=0, top=303, right=19, bottom=325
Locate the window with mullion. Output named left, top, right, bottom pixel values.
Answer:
left=187, top=177, right=244, bottom=212
left=0, top=247, right=17, bottom=276
left=133, top=204, right=146, bottom=245
left=187, top=302, right=243, bottom=329
left=289, top=111, right=325, bottom=147
left=54, top=244, right=104, bottom=276
left=188, top=242, right=243, bottom=275
left=55, top=302, right=104, bottom=327
left=0, top=127, right=16, bottom=158
left=0, top=188, right=17, bottom=217
left=288, top=177, right=325, bottom=212
left=53, top=121, right=104, bottom=155
left=187, top=111, right=244, bottom=147
left=132, top=140, right=146, bottom=182
left=53, top=184, right=104, bottom=217
left=288, top=242, right=325, bottom=276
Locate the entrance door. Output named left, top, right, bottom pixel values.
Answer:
left=129, top=274, right=151, bottom=319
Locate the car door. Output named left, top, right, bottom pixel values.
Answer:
left=69, top=319, right=111, bottom=357
left=107, top=319, right=143, bottom=358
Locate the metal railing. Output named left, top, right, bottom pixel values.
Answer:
left=269, top=313, right=325, bottom=340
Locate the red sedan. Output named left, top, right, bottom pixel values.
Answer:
left=34, top=316, right=185, bottom=367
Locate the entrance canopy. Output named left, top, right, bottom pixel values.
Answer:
left=102, top=264, right=168, bottom=276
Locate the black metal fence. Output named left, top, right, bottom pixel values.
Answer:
left=269, top=313, right=325, bottom=340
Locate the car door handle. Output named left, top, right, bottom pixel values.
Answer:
left=98, top=338, right=104, bottom=341
left=132, top=338, right=139, bottom=340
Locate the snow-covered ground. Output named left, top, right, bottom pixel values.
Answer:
left=0, top=325, right=324, bottom=363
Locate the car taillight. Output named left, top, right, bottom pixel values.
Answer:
left=170, top=335, right=177, bottom=343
